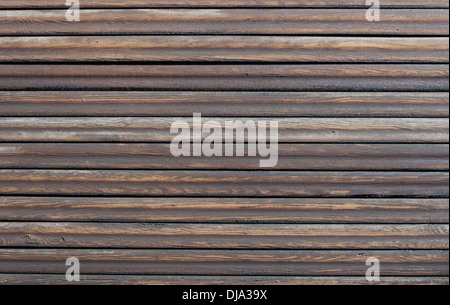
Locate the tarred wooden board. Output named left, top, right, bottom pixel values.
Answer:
left=0, top=0, right=448, bottom=285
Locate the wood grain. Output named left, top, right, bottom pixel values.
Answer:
left=1, top=37, right=448, bottom=63
left=0, top=144, right=448, bottom=170
left=0, top=9, right=448, bottom=36
left=0, top=223, right=448, bottom=249
left=1, top=274, right=448, bottom=285
left=1, top=64, right=447, bottom=91
left=1, top=118, right=447, bottom=143
left=0, top=92, right=448, bottom=118
left=0, top=197, right=447, bottom=224
left=0, top=0, right=448, bottom=286
left=0, top=170, right=447, bottom=197
left=1, top=1, right=448, bottom=9
left=0, top=249, right=447, bottom=275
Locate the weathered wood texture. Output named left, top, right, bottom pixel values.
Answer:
left=0, top=9, right=448, bottom=36
left=2, top=223, right=448, bottom=249
left=0, top=92, right=448, bottom=117
left=1, top=1, right=448, bottom=9
left=0, top=1, right=448, bottom=286
left=1, top=144, right=448, bottom=170
left=0, top=197, right=447, bottom=224
left=1, top=65, right=447, bottom=91
left=0, top=170, right=447, bottom=197
left=0, top=249, right=448, bottom=275
left=1, top=118, right=447, bottom=143
left=1, top=37, right=448, bottom=63
left=1, top=274, right=448, bottom=286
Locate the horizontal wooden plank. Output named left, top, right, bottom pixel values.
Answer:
left=0, top=9, right=448, bottom=36
left=1, top=37, right=448, bottom=63
left=0, top=144, right=448, bottom=170
left=1, top=274, right=448, bottom=285
left=0, top=170, right=448, bottom=197
left=0, top=92, right=448, bottom=118
left=0, top=197, right=447, bottom=224
left=1, top=1, right=448, bottom=9
left=0, top=223, right=448, bottom=249
left=0, top=118, right=447, bottom=143
left=0, top=249, right=447, bottom=275
left=1, top=65, right=447, bottom=91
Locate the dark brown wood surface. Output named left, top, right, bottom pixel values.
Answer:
left=1, top=1, right=448, bottom=9
left=1, top=223, right=448, bottom=249
left=1, top=37, right=448, bottom=63
left=0, top=170, right=447, bottom=197
left=0, top=92, right=448, bottom=117
left=0, top=197, right=447, bottom=224
left=0, top=117, right=449, bottom=143
left=0, top=1, right=448, bottom=286
left=0, top=9, right=448, bottom=36
left=1, top=274, right=448, bottom=285
left=0, top=249, right=448, bottom=276
left=1, top=118, right=447, bottom=143
left=1, top=64, right=447, bottom=91
left=1, top=144, right=448, bottom=170
left=0, top=249, right=448, bottom=277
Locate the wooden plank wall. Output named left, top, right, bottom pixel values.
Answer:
left=0, top=0, right=449, bottom=285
